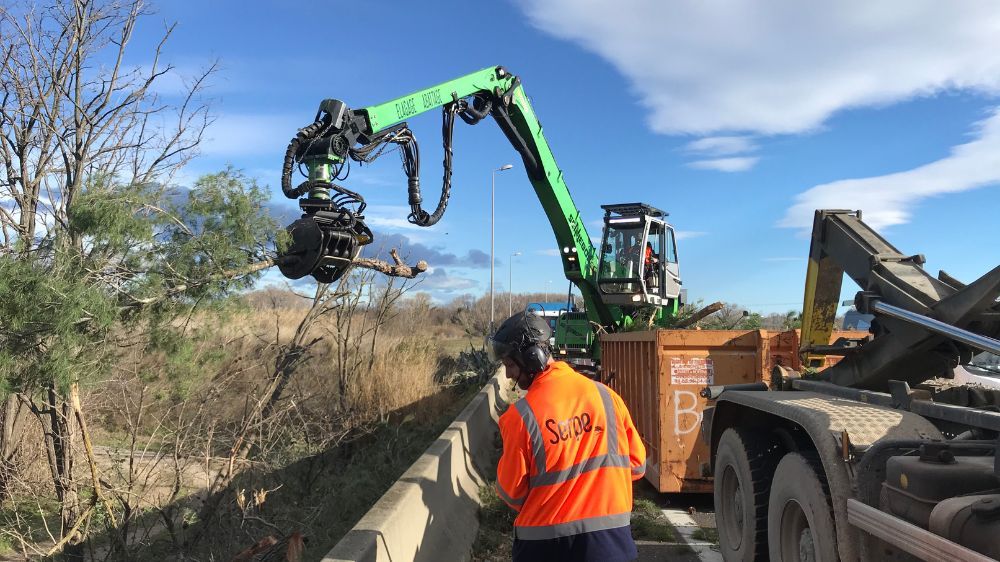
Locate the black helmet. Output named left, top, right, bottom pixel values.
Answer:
left=488, top=311, right=551, bottom=364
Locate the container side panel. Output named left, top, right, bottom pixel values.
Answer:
left=603, top=336, right=660, bottom=491
left=766, top=330, right=802, bottom=385
left=657, top=330, right=763, bottom=492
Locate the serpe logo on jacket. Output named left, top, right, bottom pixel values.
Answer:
left=544, top=413, right=599, bottom=443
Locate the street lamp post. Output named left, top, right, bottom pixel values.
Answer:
left=508, top=251, right=521, bottom=317
left=490, top=164, right=513, bottom=332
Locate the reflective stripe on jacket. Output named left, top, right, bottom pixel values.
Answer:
left=496, top=361, right=647, bottom=540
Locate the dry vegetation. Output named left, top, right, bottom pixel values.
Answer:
left=1, top=272, right=498, bottom=560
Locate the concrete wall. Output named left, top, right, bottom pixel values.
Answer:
left=322, top=374, right=517, bottom=562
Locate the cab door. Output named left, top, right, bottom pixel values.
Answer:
left=662, top=226, right=681, bottom=299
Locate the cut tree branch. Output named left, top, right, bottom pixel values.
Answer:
left=123, top=248, right=427, bottom=309
left=353, top=249, right=428, bottom=279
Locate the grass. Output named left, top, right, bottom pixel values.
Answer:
left=471, top=485, right=681, bottom=560
left=123, top=384, right=483, bottom=561
left=471, top=483, right=516, bottom=562
left=436, top=336, right=480, bottom=359
left=0, top=498, right=62, bottom=557
left=249, top=385, right=484, bottom=558
left=692, top=526, right=719, bottom=544
left=11, top=335, right=485, bottom=560
left=631, top=498, right=678, bottom=542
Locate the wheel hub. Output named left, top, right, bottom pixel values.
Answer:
left=798, top=528, right=816, bottom=562
left=779, top=499, right=815, bottom=562
left=720, top=465, right=745, bottom=549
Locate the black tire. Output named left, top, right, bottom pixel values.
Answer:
left=767, top=452, right=838, bottom=562
left=714, top=428, right=780, bottom=561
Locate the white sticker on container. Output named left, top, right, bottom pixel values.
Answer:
left=669, top=356, right=715, bottom=385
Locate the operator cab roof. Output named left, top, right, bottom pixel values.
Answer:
left=601, top=202, right=667, bottom=218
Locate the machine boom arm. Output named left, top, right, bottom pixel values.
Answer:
left=288, top=66, right=614, bottom=328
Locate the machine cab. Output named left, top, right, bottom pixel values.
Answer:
left=597, top=203, right=680, bottom=307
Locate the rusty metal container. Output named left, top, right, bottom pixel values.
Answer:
left=601, top=329, right=864, bottom=493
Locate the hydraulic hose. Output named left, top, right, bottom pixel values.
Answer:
left=281, top=119, right=328, bottom=199
left=407, top=103, right=459, bottom=227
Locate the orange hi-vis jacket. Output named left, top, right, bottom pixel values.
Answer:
left=496, top=361, right=647, bottom=540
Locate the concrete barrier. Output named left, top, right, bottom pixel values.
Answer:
left=322, top=373, right=518, bottom=562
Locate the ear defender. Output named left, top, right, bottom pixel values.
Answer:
left=520, top=344, right=550, bottom=375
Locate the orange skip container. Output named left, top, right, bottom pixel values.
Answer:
left=600, top=329, right=866, bottom=493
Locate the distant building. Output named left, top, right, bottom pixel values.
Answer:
left=526, top=300, right=579, bottom=345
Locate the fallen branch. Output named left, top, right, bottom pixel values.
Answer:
left=674, top=301, right=725, bottom=329
left=44, top=504, right=96, bottom=558
left=69, top=384, right=117, bottom=527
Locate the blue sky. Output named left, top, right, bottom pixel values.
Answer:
left=133, top=1, right=1000, bottom=312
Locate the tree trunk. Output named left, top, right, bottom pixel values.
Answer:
left=41, top=384, right=84, bottom=560
left=0, top=395, right=27, bottom=504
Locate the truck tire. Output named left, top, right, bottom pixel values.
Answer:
left=714, top=428, right=779, bottom=561
left=767, top=452, right=837, bottom=562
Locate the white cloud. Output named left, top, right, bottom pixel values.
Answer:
left=168, top=166, right=204, bottom=189
left=780, top=108, right=1000, bottom=230
left=517, top=1, right=1000, bottom=135
left=365, top=216, right=421, bottom=231
left=364, top=205, right=423, bottom=231
left=685, top=136, right=760, bottom=171
left=685, top=136, right=757, bottom=156
left=688, top=157, right=759, bottom=172
left=675, top=230, right=708, bottom=240
left=361, top=204, right=450, bottom=245
left=418, top=268, right=478, bottom=293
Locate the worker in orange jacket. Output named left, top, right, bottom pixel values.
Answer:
left=489, top=312, right=646, bottom=562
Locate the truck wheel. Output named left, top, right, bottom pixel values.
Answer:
left=767, top=452, right=837, bottom=562
left=714, top=428, right=779, bottom=561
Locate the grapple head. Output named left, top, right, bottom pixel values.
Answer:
left=277, top=208, right=372, bottom=284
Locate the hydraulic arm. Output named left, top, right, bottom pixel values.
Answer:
left=276, top=66, right=681, bottom=342
left=800, top=209, right=1000, bottom=389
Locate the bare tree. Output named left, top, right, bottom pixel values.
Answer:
left=451, top=294, right=493, bottom=338
left=761, top=310, right=803, bottom=331
left=0, top=1, right=213, bottom=248
left=699, top=302, right=763, bottom=330
left=328, top=268, right=409, bottom=415
left=0, top=1, right=249, bottom=557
